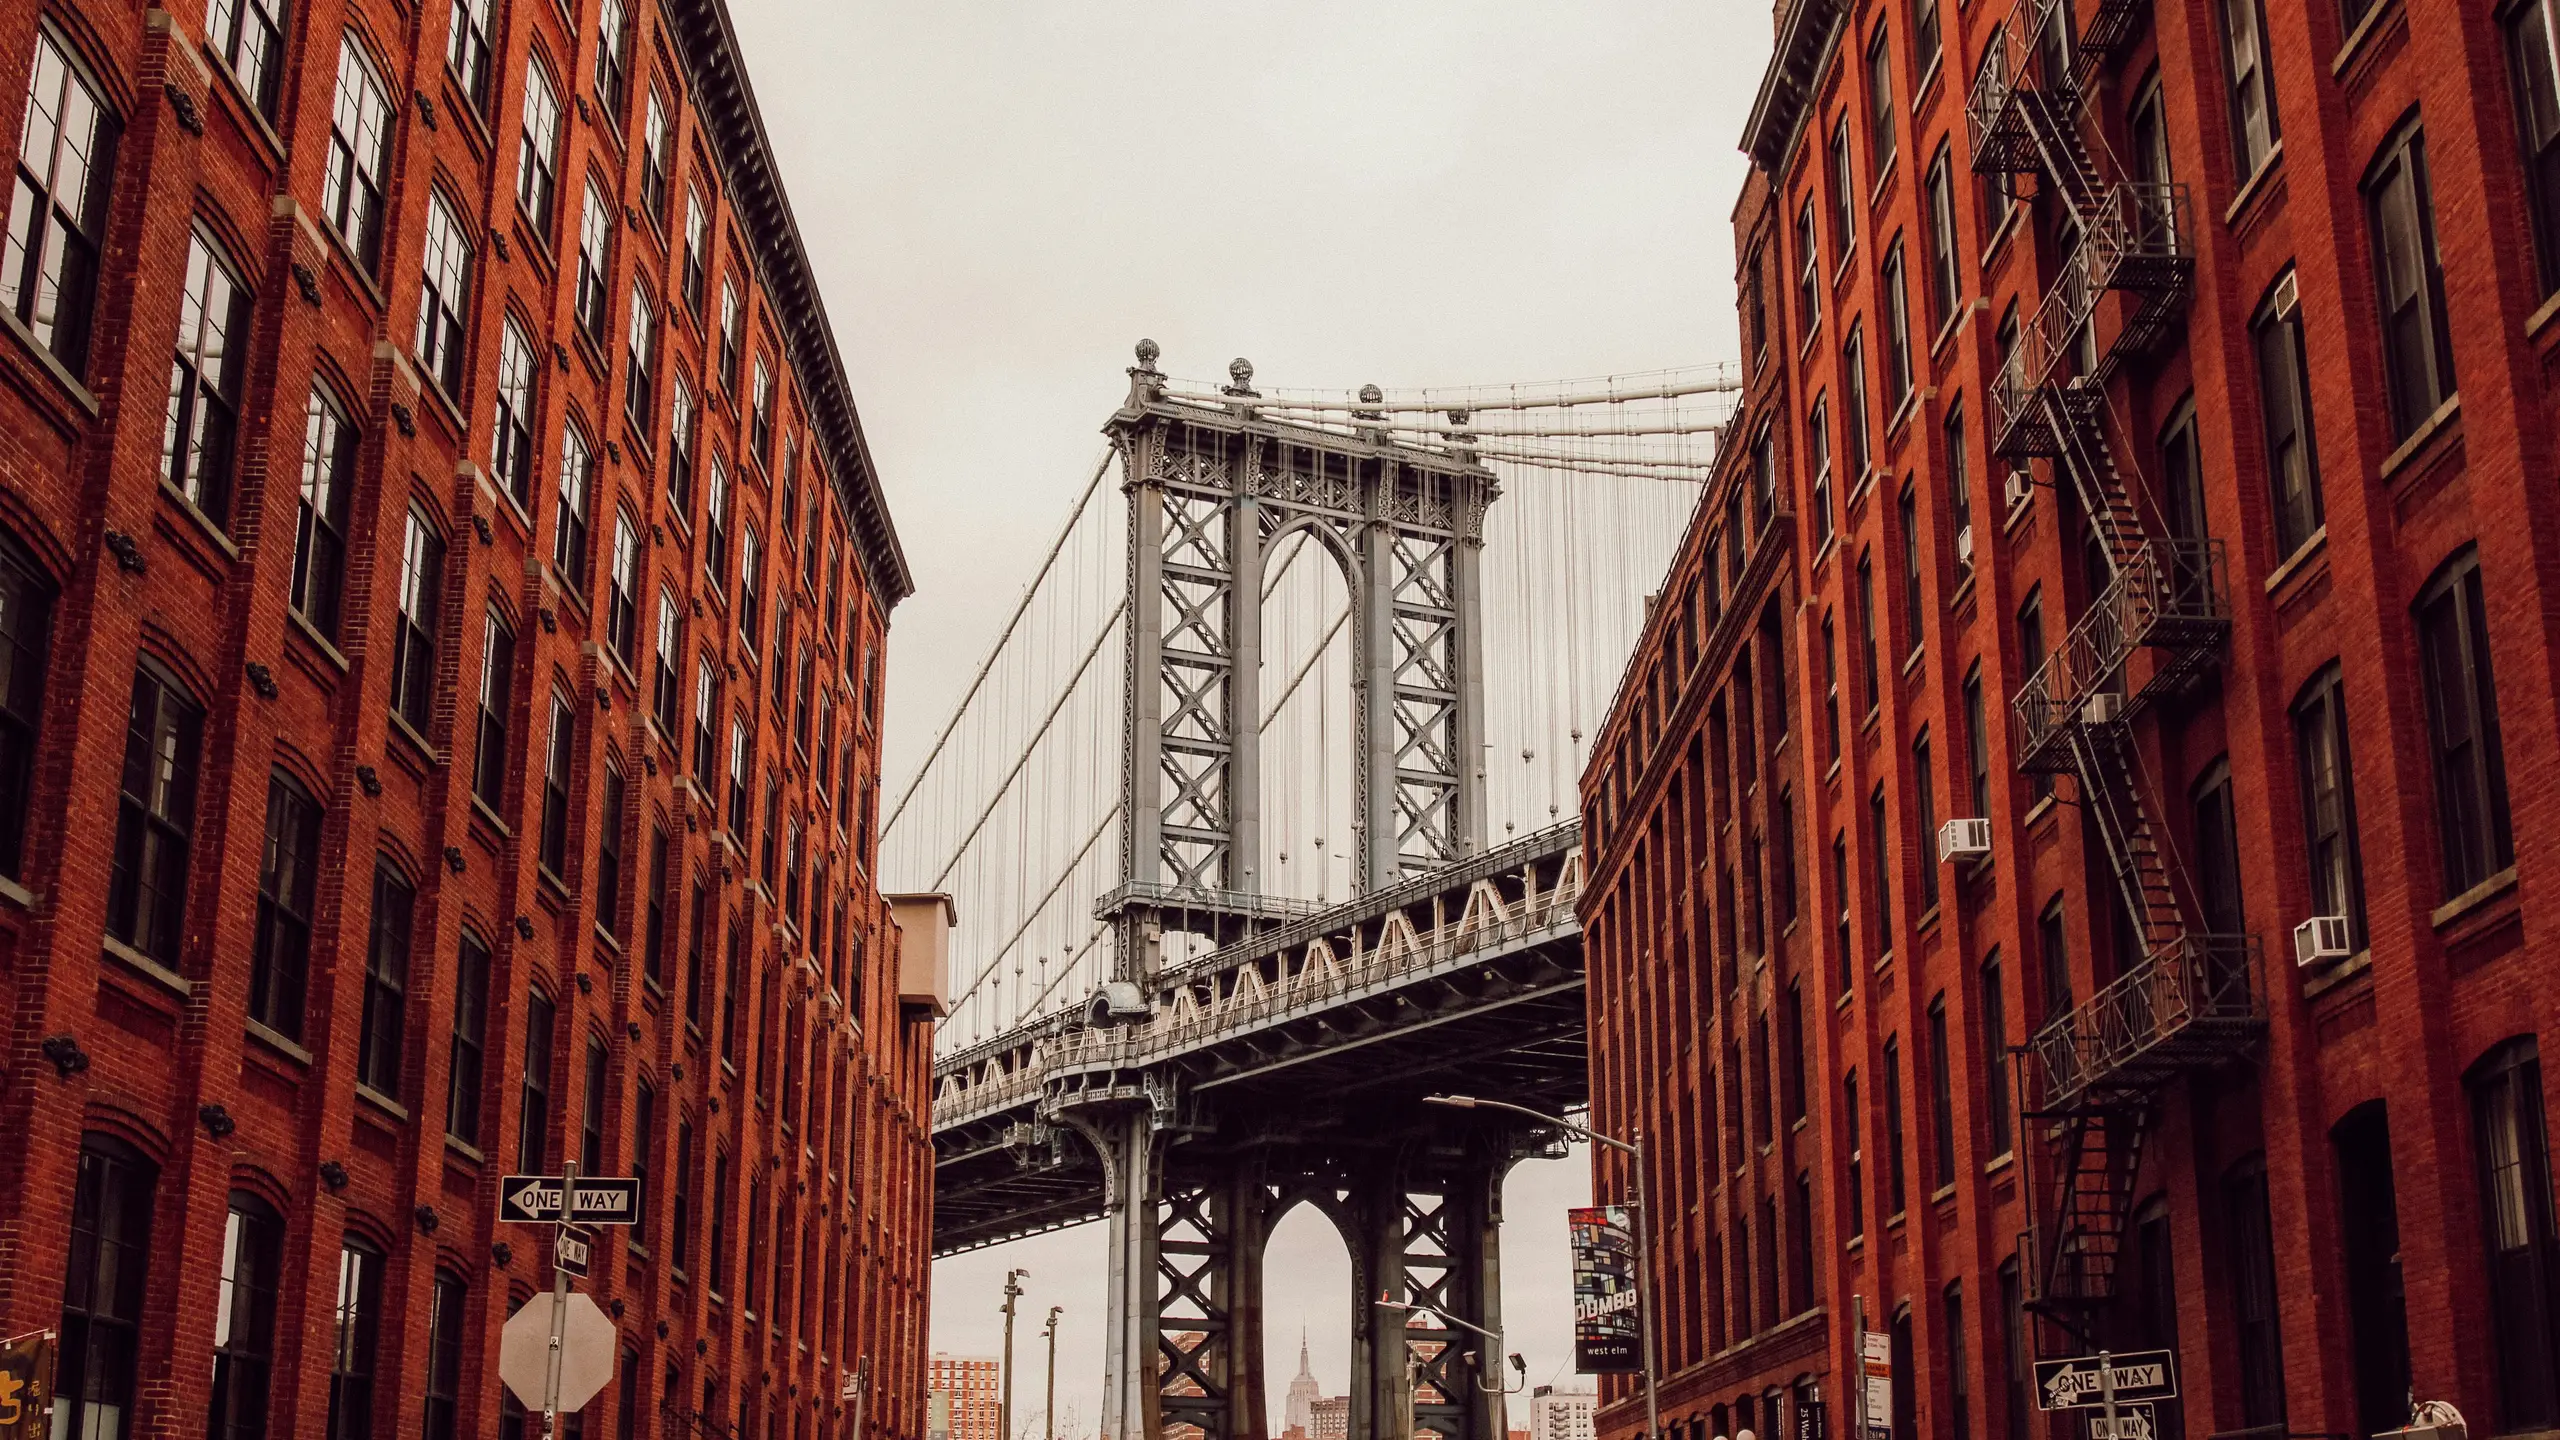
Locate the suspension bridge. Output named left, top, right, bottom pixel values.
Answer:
left=888, top=344, right=1739, bottom=1440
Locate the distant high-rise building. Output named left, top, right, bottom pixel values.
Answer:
left=1311, top=1395, right=1351, bottom=1440
left=1285, top=1332, right=1324, bottom=1435
left=1529, top=1385, right=1597, bottom=1440
left=931, top=1354, right=1003, bottom=1440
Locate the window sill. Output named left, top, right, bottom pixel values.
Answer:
left=157, top=482, right=241, bottom=562
left=2330, top=0, right=2403, bottom=77
left=2379, top=392, right=2461, bottom=487
left=103, top=935, right=190, bottom=1000
left=446, top=1135, right=487, bottom=1165
left=2222, top=142, right=2286, bottom=231
left=0, top=304, right=100, bottom=416
left=2431, top=865, right=2518, bottom=932
left=0, top=874, right=38, bottom=913
left=1900, top=645, right=1925, bottom=678
left=2022, top=793, right=2058, bottom=831
left=198, top=40, right=289, bottom=168
left=2261, top=526, right=2329, bottom=596
left=316, top=220, right=388, bottom=311
left=2529, top=290, right=2560, bottom=341
left=246, top=1017, right=313, bottom=1066
left=1930, top=1182, right=1958, bottom=1206
left=387, top=709, right=440, bottom=770
left=287, top=608, right=350, bottom=672
left=1983, top=1150, right=2014, bottom=1177
left=470, top=793, right=514, bottom=840
left=355, top=1083, right=411, bottom=1124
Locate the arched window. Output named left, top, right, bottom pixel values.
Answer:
left=212, top=1190, right=284, bottom=1439
left=58, top=1135, right=158, bottom=1440
left=0, top=532, right=55, bottom=879
left=2469, top=1037, right=2560, bottom=1427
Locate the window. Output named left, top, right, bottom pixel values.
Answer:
left=0, top=538, right=49, bottom=881
left=1796, top=199, right=1820, bottom=340
left=684, top=190, right=710, bottom=314
left=1882, top=242, right=1912, bottom=411
left=645, top=826, right=671, bottom=983
left=1774, top=784, right=1799, bottom=923
left=447, top=0, right=493, bottom=111
left=665, top=377, right=699, bottom=517
left=2038, top=896, right=2072, bottom=1022
left=164, top=232, right=251, bottom=524
left=2367, top=120, right=2457, bottom=440
left=1809, top=397, right=1834, bottom=546
left=2292, top=664, right=2366, bottom=945
left=423, top=1272, right=465, bottom=1440
left=326, top=1238, right=384, bottom=1440
left=1924, top=147, right=1960, bottom=332
left=1913, top=733, right=1938, bottom=912
left=209, top=0, right=286, bottom=114
left=518, top=60, right=561, bottom=231
left=760, top=774, right=782, bottom=887
left=2224, top=1156, right=2286, bottom=1426
left=654, top=590, right=684, bottom=734
left=1830, top=116, right=1857, bottom=266
left=1844, top=1068, right=1864, bottom=1237
left=540, top=694, right=575, bottom=878
left=2333, top=1102, right=2411, bottom=1439
left=1943, top=1284, right=1969, bottom=1440
left=479, top=320, right=537, bottom=506
left=720, top=915, right=744, bottom=1062
left=608, top=513, right=642, bottom=667
left=751, top=357, right=775, bottom=463
left=1842, top=325, right=1871, bottom=479
left=740, top=527, right=764, bottom=650
left=2018, top=590, right=2049, bottom=800
left=322, top=39, right=393, bottom=269
left=413, top=192, right=472, bottom=396
left=385, top=509, right=442, bottom=734
left=7, top=28, right=120, bottom=373
left=2236, top=290, right=2321, bottom=563
left=2416, top=549, right=2514, bottom=894
left=581, top=1037, right=608, bottom=1172
left=1856, top=551, right=1881, bottom=715
left=1927, top=995, right=1956, bottom=1189
left=594, top=0, right=630, bottom=117
left=693, top=657, right=720, bottom=784
left=357, top=862, right=412, bottom=1096
left=108, top=662, right=202, bottom=965
left=626, top=284, right=656, bottom=429
left=520, top=988, right=555, bottom=1172
left=58, top=1136, right=156, bottom=1440
left=1998, top=1257, right=2029, bottom=1440
left=2508, top=0, right=2560, bottom=297
left=2131, top=74, right=2174, bottom=191
left=1980, top=954, right=2011, bottom=1155
left=2221, top=0, right=2279, bottom=177
left=1898, top=484, right=1926, bottom=657
left=728, top=716, right=752, bottom=835
left=719, top=280, right=743, bottom=389
left=576, top=178, right=613, bottom=342
left=672, top=1116, right=695, bottom=1273
left=1883, top=1034, right=1907, bottom=1214
left=709, top=1150, right=731, bottom=1296
left=1867, top=28, right=1897, bottom=174
left=211, top=1193, right=283, bottom=1440
left=283, top=386, right=362, bottom=641
left=473, top=610, right=515, bottom=809
left=705, top=454, right=731, bottom=591
left=597, top=763, right=627, bottom=939
left=250, top=771, right=321, bottom=1038
left=448, top=932, right=490, bottom=1145
left=1962, top=666, right=1988, bottom=818
left=1890, top=1308, right=1916, bottom=1440
left=641, top=89, right=671, bottom=222
left=2470, top=1038, right=2560, bottom=1427
left=555, top=424, right=593, bottom=589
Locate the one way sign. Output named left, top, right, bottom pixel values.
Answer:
left=500, top=1174, right=641, bottom=1225
left=2033, top=1351, right=2178, bottom=1411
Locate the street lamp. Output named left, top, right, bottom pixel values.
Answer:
left=1044, top=1306, right=1064, bottom=1440
left=1425, top=1095, right=1658, bottom=1440
left=1374, top=1295, right=1530, bottom=1394
left=1002, top=1269, right=1031, bottom=1440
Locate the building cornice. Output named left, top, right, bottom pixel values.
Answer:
left=670, top=0, right=916, bottom=611
left=1740, top=0, right=1849, bottom=174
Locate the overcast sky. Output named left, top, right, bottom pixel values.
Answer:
left=725, top=2, right=1769, bottom=1431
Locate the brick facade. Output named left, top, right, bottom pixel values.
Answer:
left=1585, top=2, right=2560, bottom=1440
left=0, top=0, right=935, bottom=1436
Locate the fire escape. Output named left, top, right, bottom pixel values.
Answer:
left=1966, top=0, right=2263, bottom=1329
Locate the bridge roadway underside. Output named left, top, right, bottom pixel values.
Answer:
left=932, top=931, right=1586, bottom=1255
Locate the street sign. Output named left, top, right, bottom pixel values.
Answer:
left=0, top=1329, right=54, bottom=1438
left=555, top=1227, right=593, bottom=1278
left=2088, top=1406, right=2157, bottom=1440
left=499, top=1291, right=617, bottom=1412
left=501, top=1174, right=641, bottom=1225
left=2034, top=1351, right=2178, bottom=1411
left=1861, top=1331, right=1892, bottom=1440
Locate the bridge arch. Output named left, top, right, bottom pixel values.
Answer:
left=1255, top=516, right=1363, bottom=906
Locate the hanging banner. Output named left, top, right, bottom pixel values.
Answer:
left=0, top=1329, right=53, bottom=1439
left=1569, top=1206, right=1641, bottom=1372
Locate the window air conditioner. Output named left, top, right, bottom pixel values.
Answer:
left=2004, top=469, right=2034, bottom=512
left=2081, top=692, right=2124, bottom=725
left=1954, top=523, right=1975, bottom=566
left=2273, top=269, right=2300, bottom=322
left=1938, top=817, right=1993, bottom=863
left=2293, top=914, right=2353, bottom=968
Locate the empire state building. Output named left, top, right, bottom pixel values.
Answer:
left=1284, top=1333, right=1322, bottom=1438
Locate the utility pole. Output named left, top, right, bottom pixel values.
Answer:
left=1044, top=1306, right=1064, bottom=1440
left=1002, top=1269, right=1031, bottom=1440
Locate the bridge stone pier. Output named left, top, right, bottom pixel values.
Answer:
left=932, top=351, right=1593, bottom=1440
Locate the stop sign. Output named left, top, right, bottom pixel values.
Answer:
left=499, top=1291, right=617, bottom=1412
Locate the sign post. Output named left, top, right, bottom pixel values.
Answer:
left=542, top=1159, right=578, bottom=1440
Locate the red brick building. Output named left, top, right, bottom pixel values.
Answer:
left=1585, top=3, right=2560, bottom=1440
left=0, top=0, right=937, bottom=1435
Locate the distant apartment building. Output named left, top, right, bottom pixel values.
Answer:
left=1529, top=1385, right=1597, bottom=1440
left=1311, top=1393, right=1351, bottom=1440
left=931, top=1354, right=1003, bottom=1440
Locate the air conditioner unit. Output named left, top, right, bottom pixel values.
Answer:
left=2003, top=469, right=2034, bottom=512
left=2272, top=269, right=2300, bottom=321
left=2294, top=914, right=2353, bottom=967
left=2081, top=692, right=2123, bottom=725
left=1954, top=523, right=1975, bottom=566
left=1938, top=817, right=1993, bottom=863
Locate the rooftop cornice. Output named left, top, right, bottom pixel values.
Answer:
left=1740, top=0, right=1849, bottom=174
left=669, top=0, right=915, bottom=610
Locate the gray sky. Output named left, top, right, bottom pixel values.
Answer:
left=725, top=1, right=1769, bottom=1430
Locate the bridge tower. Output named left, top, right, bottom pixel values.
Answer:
left=1073, top=342, right=1513, bottom=1440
